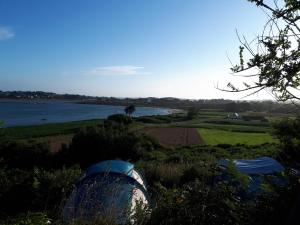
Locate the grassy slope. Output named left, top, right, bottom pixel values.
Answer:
left=2, top=119, right=103, bottom=139
left=198, top=128, right=277, bottom=145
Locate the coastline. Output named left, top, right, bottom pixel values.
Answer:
left=0, top=100, right=180, bottom=128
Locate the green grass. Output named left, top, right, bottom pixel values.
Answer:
left=198, top=128, right=277, bottom=145
left=202, top=119, right=270, bottom=127
left=178, top=122, right=271, bottom=133
left=2, top=119, right=103, bottom=139
left=177, top=112, right=273, bottom=133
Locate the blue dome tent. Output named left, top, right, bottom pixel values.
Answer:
left=217, top=157, right=286, bottom=197
left=63, top=160, right=149, bottom=223
left=218, top=157, right=284, bottom=175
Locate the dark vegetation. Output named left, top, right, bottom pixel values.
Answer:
left=0, top=111, right=300, bottom=225
left=1, top=119, right=103, bottom=140
left=124, top=105, right=136, bottom=116
left=135, top=113, right=186, bottom=124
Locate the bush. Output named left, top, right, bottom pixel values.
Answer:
left=0, top=167, right=81, bottom=218
left=186, top=107, right=199, bottom=119
left=180, top=164, right=215, bottom=185
left=0, top=212, right=50, bottom=225
left=148, top=181, right=247, bottom=225
left=147, top=178, right=298, bottom=225
left=0, top=141, right=52, bottom=169
left=64, top=125, right=159, bottom=167
left=135, top=116, right=168, bottom=124
left=142, top=163, right=186, bottom=187
left=107, top=114, right=132, bottom=125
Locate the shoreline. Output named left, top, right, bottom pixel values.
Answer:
left=0, top=100, right=182, bottom=128
left=0, top=98, right=183, bottom=111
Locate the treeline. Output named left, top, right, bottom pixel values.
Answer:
left=82, top=98, right=300, bottom=114
left=0, top=91, right=93, bottom=100
left=1, top=90, right=300, bottom=114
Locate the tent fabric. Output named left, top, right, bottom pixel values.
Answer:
left=64, top=160, right=149, bottom=223
left=217, top=157, right=284, bottom=175
left=79, top=160, right=147, bottom=190
left=81, top=160, right=134, bottom=180
left=217, top=157, right=286, bottom=197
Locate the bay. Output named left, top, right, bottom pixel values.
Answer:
left=0, top=100, right=171, bottom=127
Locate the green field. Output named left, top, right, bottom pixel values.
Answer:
left=198, top=128, right=277, bottom=145
left=1, top=110, right=279, bottom=146
left=3, top=119, right=103, bottom=140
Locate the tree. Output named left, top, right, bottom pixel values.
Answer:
left=124, top=105, right=136, bottom=116
left=220, top=0, right=300, bottom=102
left=273, top=116, right=300, bottom=167
left=219, top=0, right=300, bottom=170
left=186, top=107, right=199, bottom=119
left=0, top=121, right=4, bottom=136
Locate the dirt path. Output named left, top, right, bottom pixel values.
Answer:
left=142, top=127, right=203, bottom=147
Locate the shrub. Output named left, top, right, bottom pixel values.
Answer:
left=147, top=178, right=298, bottom=225
left=107, top=114, right=132, bottom=125
left=186, top=107, right=199, bottom=119
left=0, top=167, right=81, bottom=218
left=135, top=116, right=166, bottom=124
left=148, top=181, right=247, bottom=225
left=142, top=163, right=186, bottom=187
left=0, top=212, right=50, bottom=225
left=0, top=141, right=52, bottom=169
left=180, top=164, right=215, bottom=185
left=64, top=125, right=159, bottom=167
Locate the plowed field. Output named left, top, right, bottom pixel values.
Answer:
left=142, top=127, right=203, bottom=147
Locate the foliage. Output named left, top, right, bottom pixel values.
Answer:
left=223, top=0, right=300, bottom=101
left=141, top=163, right=187, bottom=187
left=148, top=181, right=248, bottom=225
left=0, top=114, right=297, bottom=224
left=135, top=114, right=186, bottom=124
left=0, top=166, right=81, bottom=219
left=0, top=212, right=50, bottom=225
left=226, top=161, right=250, bottom=188
left=186, top=107, right=199, bottom=119
left=0, top=121, right=4, bottom=136
left=0, top=141, right=53, bottom=169
left=64, top=124, right=159, bottom=167
left=273, top=116, right=300, bottom=167
left=124, top=105, right=136, bottom=116
left=107, top=114, right=132, bottom=125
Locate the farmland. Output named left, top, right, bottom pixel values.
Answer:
left=198, top=128, right=276, bottom=145
left=142, top=127, right=203, bottom=147
left=1, top=109, right=279, bottom=148
left=138, top=110, right=278, bottom=146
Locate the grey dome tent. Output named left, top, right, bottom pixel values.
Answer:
left=63, top=160, right=149, bottom=223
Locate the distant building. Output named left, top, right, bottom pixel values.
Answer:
left=227, top=112, right=242, bottom=120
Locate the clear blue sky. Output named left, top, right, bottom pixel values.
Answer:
left=0, top=0, right=271, bottom=99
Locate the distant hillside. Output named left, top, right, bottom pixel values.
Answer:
left=0, top=90, right=93, bottom=100
left=0, top=90, right=299, bottom=114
